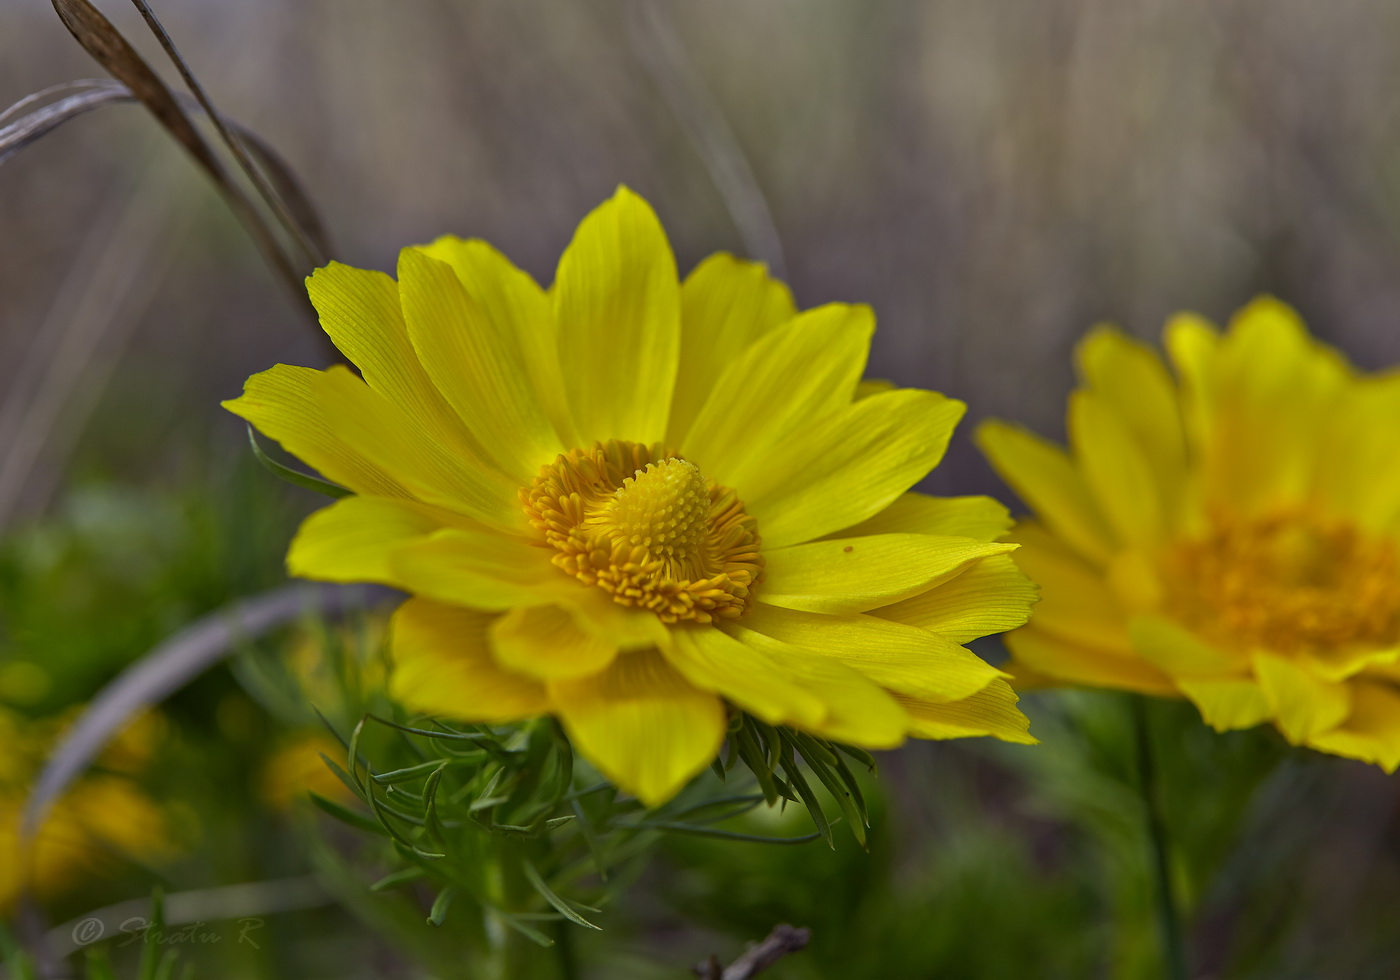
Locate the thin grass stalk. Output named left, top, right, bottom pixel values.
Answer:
left=1131, top=695, right=1189, bottom=980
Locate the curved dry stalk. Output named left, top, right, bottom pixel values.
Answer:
left=21, top=583, right=398, bottom=841
left=694, top=924, right=812, bottom=980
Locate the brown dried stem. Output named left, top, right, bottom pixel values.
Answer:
left=694, top=924, right=812, bottom=980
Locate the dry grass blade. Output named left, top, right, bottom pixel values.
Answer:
left=49, top=0, right=320, bottom=327
left=0, top=81, right=129, bottom=165
left=127, top=0, right=329, bottom=266
left=51, top=0, right=222, bottom=175
left=1, top=77, right=330, bottom=263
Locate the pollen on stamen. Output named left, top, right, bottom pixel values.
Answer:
left=1163, top=509, right=1400, bottom=654
left=519, top=441, right=762, bottom=624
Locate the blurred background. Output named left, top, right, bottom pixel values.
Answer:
left=4, top=0, right=1400, bottom=977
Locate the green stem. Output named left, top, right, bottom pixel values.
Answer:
left=1130, top=696, right=1189, bottom=980
left=483, top=847, right=532, bottom=980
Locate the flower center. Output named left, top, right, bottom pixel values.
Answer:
left=1162, top=510, right=1400, bottom=654
left=520, top=441, right=762, bottom=623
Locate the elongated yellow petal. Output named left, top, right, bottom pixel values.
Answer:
left=488, top=604, right=619, bottom=680
left=832, top=492, right=1012, bottom=542
left=389, top=599, right=551, bottom=722
left=1075, top=326, right=1186, bottom=506
left=714, top=624, right=909, bottom=746
left=1203, top=299, right=1349, bottom=513
left=550, top=650, right=725, bottom=807
left=417, top=236, right=578, bottom=448
left=894, top=679, right=1036, bottom=744
left=1009, top=523, right=1132, bottom=651
left=1128, top=616, right=1246, bottom=675
left=975, top=420, right=1116, bottom=564
left=1175, top=676, right=1271, bottom=732
left=1068, top=389, right=1163, bottom=546
left=735, top=604, right=1004, bottom=702
left=1307, top=681, right=1400, bottom=772
left=1163, top=312, right=1220, bottom=455
left=306, top=262, right=487, bottom=462
left=225, top=363, right=523, bottom=528
left=223, top=364, right=408, bottom=499
left=398, top=248, right=565, bottom=482
left=389, top=528, right=562, bottom=611
left=554, top=187, right=680, bottom=445
left=1005, top=628, right=1177, bottom=695
left=666, top=253, right=794, bottom=444
left=288, top=495, right=453, bottom=584
left=1313, top=375, right=1400, bottom=531
left=1253, top=652, right=1350, bottom=744
left=665, top=626, right=828, bottom=729
left=743, top=388, right=965, bottom=549
left=760, top=534, right=1015, bottom=615
left=554, top=585, right=673, bottom=652
left=874, top=554, right=1037, bottom=642
left=682, top=303, right=872, bottom=481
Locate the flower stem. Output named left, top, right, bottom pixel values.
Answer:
left=1130, top=695, right=1189, bottom=980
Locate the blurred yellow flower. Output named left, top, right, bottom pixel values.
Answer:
left=259, top=730, right=356, bottom=812
left=980, top=297, right=1400, bottom=769
left=225, top=187, right=1037, bottom=805
left=0, top=707, right=170, bottom=911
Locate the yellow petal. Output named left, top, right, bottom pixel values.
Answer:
left=1313, top=374, right=1400, bottom=531
left=555, top=585, right=673, bottom=653
left=223, top=364, right=409, bottom=499
left=287, top=495, right=455, bottom=584
left=488, top=604, right=619, bottom=680
left=894, top=679, right=1036, bottom=745
left=855, top=378, right=895, bottom=400
left=666, top=253, right=795, bottom=444
left=734, top=603, right=1004, bottom=703
left=1009, top=523, right=1132, bottom=652
left=975, top=420, right=1116, bottom=564
left=664, top=626, right=828, bottom=728
left=306, top=262, right=485, bottom=461
left=225, top=361, right=523, bottom=525
left=398, top=247, right=565, bottom=481
left=554, top=187, right=680, bottom=445
left=682, top=303, right=872, bottom=482
left=1067, top=389, right=1163, bottom=546
left=389, top=528, right=563, bottom=611
left=1075, top=326, right=1186, bottom=506
left=1128, top=616, right=1246, bottom=675
left=832, top=492, right=1012, bottom=542
left=874, top=554, right=1038, bottom=642
left=1005, top=628, right=1177, bottom=695
left=715, top=625, right=909, bottom=747
left=1163, top=312, right=1220, bottom=454
left=743, top=388, right=965, bottom=549
left=1202, top=298, right=1350, bottom=513
left=1253, top=652, right=1350, bottom=744
left=389, top=599, right=551, bottom=722
left=1306, top=681, right=1400, bottom=772
left=417, top=236, right=578, bottom=448
left=550, top=650, right=726, bottom=807
left=759, top=533, right=1015, bottom=615
left=1175, top=675, right=1271, bottom=732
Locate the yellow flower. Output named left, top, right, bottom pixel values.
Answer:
left=259, top=730, right=356, bottom=812
left=224, top=187, right=1038, bottom=805
left=0, top=707, right=170, bottom=911
left=979, top=297, right=1400, bottom=770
